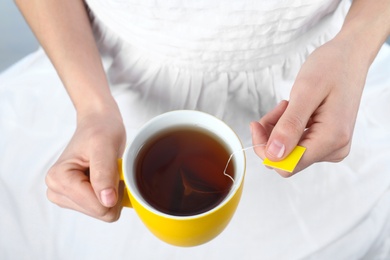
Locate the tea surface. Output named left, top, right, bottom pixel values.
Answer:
left=135, top=127, right=234, bottom=216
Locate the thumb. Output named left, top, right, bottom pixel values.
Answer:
left=266, top=100, right=312, bottom=161
left=89, top=141, right=120, bottom=208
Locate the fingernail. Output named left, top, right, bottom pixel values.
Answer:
left=267, top=140, right=285, bottom=159
left=100, top=188, right=116, bottom=207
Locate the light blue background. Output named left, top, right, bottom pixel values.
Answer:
left=0, top=1, right=39, bottom=72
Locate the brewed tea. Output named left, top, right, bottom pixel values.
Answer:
left=135, top=126, right=235, bottom=216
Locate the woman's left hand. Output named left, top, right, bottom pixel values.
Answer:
left=250, top=35, right=369, bottom=177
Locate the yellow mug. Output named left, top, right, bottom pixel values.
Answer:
left=118, top=110, right=245, bottom=247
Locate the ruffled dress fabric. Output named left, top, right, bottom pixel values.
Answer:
left=1, top=0, right=390, bottom=259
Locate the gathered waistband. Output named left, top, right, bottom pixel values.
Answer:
left=88, top=0, right=349, bottom=72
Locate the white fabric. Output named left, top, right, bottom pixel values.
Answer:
left=1, top=0, right=390, bottom=259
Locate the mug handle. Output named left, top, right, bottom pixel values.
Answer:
left=118, top=158, right=133, bottom=208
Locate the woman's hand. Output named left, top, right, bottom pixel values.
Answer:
left=16, top=0, right=129, bottom=220
left=251, top=0, right=390, bottom=177
left=46, top=107, right=126, bottom=222
left=251, top=35, right=368, bottom=177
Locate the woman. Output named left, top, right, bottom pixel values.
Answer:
left=1, top=0, right=390, bottom=258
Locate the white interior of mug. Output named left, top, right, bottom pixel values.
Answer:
left=122, top=110, right=245, bottom=219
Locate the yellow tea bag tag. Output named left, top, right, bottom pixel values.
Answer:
left=263, top=145, right=306, bottom=173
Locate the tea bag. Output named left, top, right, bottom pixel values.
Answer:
left=180, top=168, right=226, bottom=196
left=175, top=157, right=233, bottom=215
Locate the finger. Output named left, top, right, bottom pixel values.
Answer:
left=265, top=85, right=323, bottom=162
left=47, top=188, right=123, bottom=222
left=46, top=164, right=101, bottom=212
left=251, top=100, right=288, bottom=161
left=258, top=100, right=289, bottom=135
left=297, top=118, right=352, bottom=169
left=89, top=140, right=120, bottom=208
left=46, top=165, right=123, bottom=222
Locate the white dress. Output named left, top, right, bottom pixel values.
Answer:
left=1, top=0, right=390, bottom=259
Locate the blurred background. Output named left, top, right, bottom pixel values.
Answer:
left=0, top=1, right=389, bottom=72
left=0, top=1, right=39, bottom=72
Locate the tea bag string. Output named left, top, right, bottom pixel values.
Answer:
left=223, top=143, right=267, bottom=183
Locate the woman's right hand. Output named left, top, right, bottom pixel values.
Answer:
left=46, top=106, right=127, bottom=222
left=16, top=0, right=128, bottom=221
